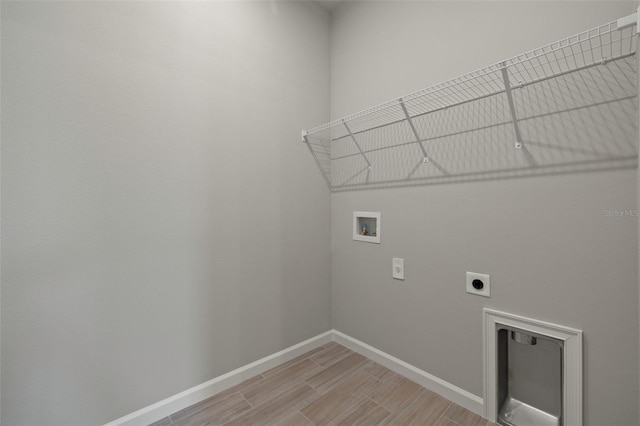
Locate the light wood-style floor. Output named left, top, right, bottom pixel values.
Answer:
left=150, top=342, right=495, bottom=426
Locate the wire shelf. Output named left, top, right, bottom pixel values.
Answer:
left=303, top=18, right=638, bottom=191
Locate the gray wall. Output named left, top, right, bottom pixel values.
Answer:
left=330, top=2, right=639, bottom=425
left=636, top=1, right=640, bottom=419
left=0, top=2, right=331, bottom=424
left=3, top=2, right=639, bottom=425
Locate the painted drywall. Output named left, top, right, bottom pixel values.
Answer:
left=0, top=2, right=331, bottom=424
left=636, top=2, right=640, bottom=420
left=636, top=5, right=640, bottom=423
left=637, top=3, right=640, bottom=419
left=330, top=2, right=639, bottom=425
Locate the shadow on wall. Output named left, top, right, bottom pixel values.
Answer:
left=306, top=55, right=638, bottom=192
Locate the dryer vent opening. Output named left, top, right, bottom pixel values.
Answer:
left=497, top=326, right=564, bottom=426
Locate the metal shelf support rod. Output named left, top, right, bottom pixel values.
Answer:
left=500, top=63, right=524, bottom=149
left=343, top=120, right=372, bottom=169
left=302, top=130, right=331, bottom=188
left=400, top=99, right=430, bottom=163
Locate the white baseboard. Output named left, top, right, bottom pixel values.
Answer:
left=332, top=330, right=484, bottom=416
left=104, top=330, right=334, bottom=426
left=105, top=329, right=484, bottom=426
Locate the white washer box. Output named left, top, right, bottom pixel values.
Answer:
left=353, top=211, right=380, bottom=243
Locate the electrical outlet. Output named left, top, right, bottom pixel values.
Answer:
left=466, top=272, right=490, bottom=297
left=393, top=258, right=404, bottom=280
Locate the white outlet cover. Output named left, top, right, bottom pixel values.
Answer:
left=392, top=258, right=404, bottom=280
left=466, top=272, right=490, bottom=297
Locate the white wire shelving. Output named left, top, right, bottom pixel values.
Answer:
left=302, top=14, right=639, bottom=191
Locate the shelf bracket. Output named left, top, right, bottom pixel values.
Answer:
left=343, top=120, right=372, bottom=169
left=302, top=130, right=332, bottom=189
left=616, top=8, right=639, bottom=33
left=500, top=63, right=523, bottom=149
left=400, top=99, right=429, bottom=163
